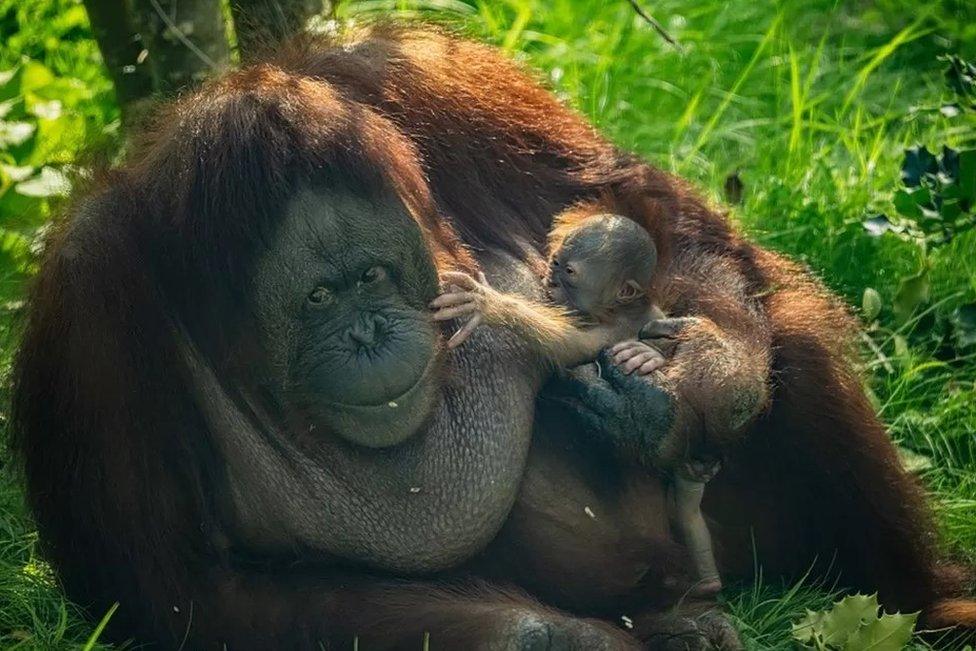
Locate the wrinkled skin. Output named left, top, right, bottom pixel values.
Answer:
left=209, top=184, right=729, bottom=647
left=203, top=185, right=556, bottom=574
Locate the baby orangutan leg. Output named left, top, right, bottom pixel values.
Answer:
left=671, top=460, right=723, bottom=597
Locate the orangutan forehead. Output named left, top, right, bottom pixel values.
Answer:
left=558, top=214, right=657, bottom=281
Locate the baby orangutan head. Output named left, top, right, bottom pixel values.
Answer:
left=545, top=213, right=658, bottom=322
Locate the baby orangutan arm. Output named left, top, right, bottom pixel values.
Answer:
left=431, top=271, right=623, bottom=367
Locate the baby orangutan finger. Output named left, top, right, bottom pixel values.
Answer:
left=622, top=350, right=664, bottom=375
left=447, top=313, right=482, bottom=348
left=612, top=341, right=660, bottom=366
left=429, top=292, right=474, bottom=309
left=432, top=302, right=478, bottom=321
left=440, top=271, right=480, bottom=290
left=638, top=356, right=667, bottom=375
left=610, top=339, right=641, bottom=355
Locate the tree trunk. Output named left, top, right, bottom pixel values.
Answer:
left=230, top=0, right=323, bottom=61
left=82, top=0, right=155, bottom=124
left=130, top=0, right=231, bottom=95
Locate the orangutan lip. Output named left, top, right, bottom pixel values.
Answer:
left=322, top=355, right=436, bottom=410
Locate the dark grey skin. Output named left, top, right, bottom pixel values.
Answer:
left=183, top=184, right=736, bottom=648
left=194, top=186, right=548, bottom=573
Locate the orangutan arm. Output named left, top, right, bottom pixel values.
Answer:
left=620, top=248, right=773, bottom=466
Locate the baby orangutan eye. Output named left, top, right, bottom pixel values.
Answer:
left=360, top=265, right=387, bottom=284
left=307, top=286, right=333, bottom=306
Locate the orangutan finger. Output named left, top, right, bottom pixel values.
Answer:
left=430, top=292, right=475, bottom=309
left=432, top=303, right=477, bottom=321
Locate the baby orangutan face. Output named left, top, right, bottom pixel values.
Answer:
left=545, top=214, right=657, bottom=323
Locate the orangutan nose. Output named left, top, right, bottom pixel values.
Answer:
left=349, top=314, right=388, bottom=347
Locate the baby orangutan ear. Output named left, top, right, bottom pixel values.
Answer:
left=616, top=279, right=646, bottom=304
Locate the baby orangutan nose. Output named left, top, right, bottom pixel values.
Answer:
left=348, top=313, right=388, bottom=348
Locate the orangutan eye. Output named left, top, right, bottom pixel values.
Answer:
left=564, top=265, right=575, bottom=275
left=360, top=265, right=387, bottom=284
left=306, top=286, right=333, bottom=306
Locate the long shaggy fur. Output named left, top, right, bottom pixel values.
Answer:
left=11, top=22, right=974, bottom=647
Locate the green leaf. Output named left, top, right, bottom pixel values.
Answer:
left=893, top=187, right=932, bottom=219
left=901, top=146, right=938, bottom=187
left=952, top=303, right=976, bottom=348
left=842, top=611, right=917, bottom=651
left=893, top=269, right=930, bottom=322
left=792, top=608, right=828, bottom=645
left=943, top=54, right=976, bottom=105
left=821, top=594, right=882, bottom=646
left=19, top=60, right=54, bottom=94
left=862, top=288, right=882, bottom=321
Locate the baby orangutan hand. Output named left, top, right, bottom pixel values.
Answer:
left=610, top=340, right=667, bottom=376
left=430, top=271, right=493, bottom=349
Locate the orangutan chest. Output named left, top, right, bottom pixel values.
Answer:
left=478, top=438, right=691, bottom=611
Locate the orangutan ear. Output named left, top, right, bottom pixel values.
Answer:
left=616, top=279, right=646, bottom=304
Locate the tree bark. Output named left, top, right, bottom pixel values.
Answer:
left=130, top=0, right=231, bottom=95
left=230, top=0, right=323, bottom=61
left=81, top=0, right=155, bottom=123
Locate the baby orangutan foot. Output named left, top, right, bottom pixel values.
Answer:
left=610, top=340, right=667, bottom=375
left=672, top=461, right=723, bottom=598
left=681, top=458, right=722, bottom=484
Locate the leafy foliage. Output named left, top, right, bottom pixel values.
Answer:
left=792, top=594, right=918, bottom=651
left=943, top=54, right=976, bottom=109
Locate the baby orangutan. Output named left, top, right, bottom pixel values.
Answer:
left=430, top=212, right=722, bottom=596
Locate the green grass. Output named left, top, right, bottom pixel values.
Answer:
left=1, top=0, right=975, bottom=648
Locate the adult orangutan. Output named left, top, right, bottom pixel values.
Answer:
left=11, top=24, right=975, bottom=650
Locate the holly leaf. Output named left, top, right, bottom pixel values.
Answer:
left=821, top=594, right=882, bottom=646
left=792, top=609, right=828, bottom=646
left=842, top=611, right=917, bottom=651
